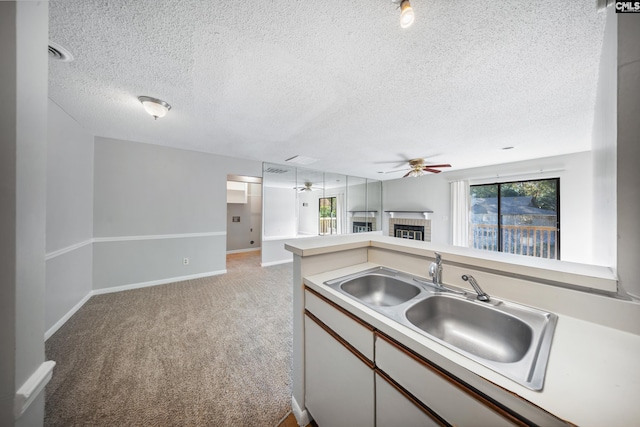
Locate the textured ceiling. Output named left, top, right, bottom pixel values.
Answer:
left=49, top=0, right=606, bottom=180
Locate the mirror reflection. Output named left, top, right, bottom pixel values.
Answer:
left=262, top=163, right=381, bottom=240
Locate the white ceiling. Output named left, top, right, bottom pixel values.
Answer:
left=48, top=0, right=606, bottom=180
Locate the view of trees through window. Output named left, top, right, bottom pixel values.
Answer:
left=319, top=197, right=337, bottom=235
left=470, top=178, right=559, bottom=259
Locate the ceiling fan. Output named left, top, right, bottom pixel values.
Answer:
left=387, top=158, right=452, bottom=178
left=294, top=182, right=321, bottom=192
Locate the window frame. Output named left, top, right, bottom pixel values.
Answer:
left=470, top=178, right=561, bottom=260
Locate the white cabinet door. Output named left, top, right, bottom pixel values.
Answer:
left=376, top=373, right=443, bottom=427
left=305, top=314, right=374, bottom=427
left=376, top=336, right=517, bottom=427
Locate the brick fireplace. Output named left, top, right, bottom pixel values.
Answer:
left=386, top=211, right=432, bottom=242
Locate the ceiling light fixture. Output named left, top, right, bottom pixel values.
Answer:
left=392, top=0, right=415, bottom=28
left=138, top=96, right=171, bottom=120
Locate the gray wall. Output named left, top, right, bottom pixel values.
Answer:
left=617, top=14, right=640, bottom=299
left=93, top=137, right=262, bottom=290
left=45, top=100, right=94, bottom=334
left=0, top=1, right=48, bottom=425
left=0, top=4, right=18, bottom=422
left=226, top=182, right=262, bottom=252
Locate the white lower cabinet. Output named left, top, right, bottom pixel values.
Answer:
left=376, top=372, right=443, bottom=427
left=376, top=335, right=517, bottom=427
left=303, top=287, right=560, bottom=426
left=304, top=314, right=375, bottom=427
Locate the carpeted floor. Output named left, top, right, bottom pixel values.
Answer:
left=45, top=251, right=293, bottom=426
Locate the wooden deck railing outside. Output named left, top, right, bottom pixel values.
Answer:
left=319, top=217, right=337, bottom=235
left=471, top=224, right=558, bottom=259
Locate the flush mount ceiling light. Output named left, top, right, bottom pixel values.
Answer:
left=392, top=0, right=415, bottom=28
left=138, top=96, right=171, bottom=120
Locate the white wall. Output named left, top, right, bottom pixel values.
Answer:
left=617, top=14, right=640, bottom=299
left=383, top=152, right=596, bottom=264
left=0, top=2, right=48, bottom=425
left=93, top=137, right=262, bottom=290
left=263, top=186, right=297, bottom=238
left=226, top=182, right=262, bottom=252
left=592, top=9, right=617, bottom=271
left=45, top=100, right=94, bottom=335
left=298, top=190, right=319, bottom=235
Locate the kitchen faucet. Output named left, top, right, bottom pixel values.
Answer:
left=428, top=252, right=443, bottom=287
left=462, top=274, right=490, bottom=302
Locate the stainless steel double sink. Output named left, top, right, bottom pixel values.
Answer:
left=324, top=267, right=557, bottom=390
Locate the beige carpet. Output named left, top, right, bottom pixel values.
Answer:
left=45, top=252, right=293, bottom=426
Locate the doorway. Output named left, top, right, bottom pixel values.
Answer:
left=226, top=174, right=262, bottom=266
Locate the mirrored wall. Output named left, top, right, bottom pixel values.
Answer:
left=262, top=162, right=382, bottom=240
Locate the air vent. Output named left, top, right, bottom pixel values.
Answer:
left=597, top=0, right=614, bottom=11
left=285, top=155, right=319, bottom=165
left=264, top=167, right=290, bottom=174
left=48, top=41, right=74, bottom=62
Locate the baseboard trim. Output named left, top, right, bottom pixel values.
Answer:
left=261, top=259, right=293, bottom=267
left=291, top=395, right=311, bottom=426
left=226, top=248, right=261, bottom=254
left=92, top=270, right=227, bottom=296
left=45, top=290, right=93, bottom=340
left=14, top=361, right=56, bottom=419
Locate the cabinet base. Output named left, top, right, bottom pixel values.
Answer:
left=291, top=395, right=311, bottom=426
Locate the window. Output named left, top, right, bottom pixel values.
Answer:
left=319, top=197, right=337, bottom=235
left=470, top=178, right=560, bottom=259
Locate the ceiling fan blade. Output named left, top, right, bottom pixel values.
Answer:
left=423, top=168, right=442, bottom=174
left=423, top=164, right=451, bottom=168
left=402, top=171, right=412, bottom=178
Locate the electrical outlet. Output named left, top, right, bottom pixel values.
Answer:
left=183, top=257, right=189, bottom=265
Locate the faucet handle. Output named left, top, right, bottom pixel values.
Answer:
left=434, top=252, right=441, bottom=263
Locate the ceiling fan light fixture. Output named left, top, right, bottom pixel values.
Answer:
left=400, top=0, right=415, bottom=28
left=138, top=96, right=171, bottom=120
left=409, top=168, right=423, bottom=177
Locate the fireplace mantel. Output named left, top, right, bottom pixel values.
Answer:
left=384, top=210, right=433, bottom=219
left=349, top=211, right=377, bottom=217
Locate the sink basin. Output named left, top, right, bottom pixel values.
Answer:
left=323, top=267, right=557, bottom=390
left=405, top=296, right=532, bottom=363
left=403, top=294, right=557, bottom=390
left=340, top=274, right=421, bottom=306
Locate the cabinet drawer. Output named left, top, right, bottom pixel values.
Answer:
left=376, top=335, right=517, bottom=427
left=305, top=288, right=374, bottom=361
left=376, top=372, right=444, bottom=427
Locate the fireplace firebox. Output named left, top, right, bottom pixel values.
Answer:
left=353, top=221, right=373, bottom=233
left=394, top=224, right=425, bottom=241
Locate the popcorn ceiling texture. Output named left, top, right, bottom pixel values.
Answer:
left=48, top=0, right=606, bottom=179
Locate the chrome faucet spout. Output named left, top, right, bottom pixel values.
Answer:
left=462, top=274, right=490, bottom=302
left=428, top=252, right=443, bottom=286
